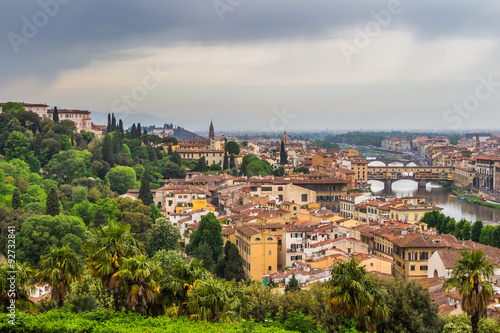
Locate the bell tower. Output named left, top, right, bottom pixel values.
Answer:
left=209, top=120, right=215, bottom=150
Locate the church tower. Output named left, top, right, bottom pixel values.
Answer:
left=209, top=120, right=215, bottom=150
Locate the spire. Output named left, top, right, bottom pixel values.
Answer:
left=209, top=120, right=215, bottom=140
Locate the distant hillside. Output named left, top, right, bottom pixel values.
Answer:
left=173, top=127, right=203, bottom=140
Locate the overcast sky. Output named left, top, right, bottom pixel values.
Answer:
left=2, top=1, right=500, bottom=132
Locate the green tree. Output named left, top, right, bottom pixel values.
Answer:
left=273, top=166, right=285, bottom=177
left=170, top=151, right=182, bottom=166
left=444, top=249, right=496, bottom=333
left=471, top=220, right=483, bottom=243
left=225, top=141, right=240, bottom=155
left=293, top=166, right=309, bottom=174
left=377, top=279, right=444, bottom=333
left=114, top=255, right=162, bottom=314
left=71, top=200, right=97, bottom=226
left=217, top=241, right=245, bottom=282
left=106, top=166, right=136, bottom=194
left=17, top=215, right=86, bottom=266
left=44, top=150, right=92, bottom=183
left=138, top=169, right=153, bottom=205
left=285, top=274, right=300, bottom=293
left=209, top=163, right=222, bottom=172
left=83, top=222, right=142, bottom=311
left=0, top=261, right=36, bottom=312
left=223, top=149, right=229, bottom=170
left=146, top=217, right=181, bottom=257
left=153, top=250, right=183, bottom=273
left=461, top=221, right=472, bottom=240
left=11, top=188, right=21, bottom=210
left=53, top=106, right=59, bottom=124
left=161, top=258, right=208, bottom=316
left=93, top=208, right=107, bottom=228
left=1, top=102, right=25, bottom=116
left=325, top=258, right=389, bottom=332
left=37, top=245, right=84, bottom=307
left=186, top=213, right=223, bottom=264
left=115, top=197, right=152, bottom=240
left=195, top=156, right=208, bottom=172
left=194, top=241, right=215, bottom=271
left=490, top=226, right=500, bottom=248
left=161, top=161, right=186, bottom=179
left=479, top=225, right=495, bottom=246
left=5, top=131, right=29, bottom=160
left=280, top=140, right=288, bottom=165
left=112, top=130, right=122, bottom=154
left=185, top=275, right=252, bottom=323
left=46, top=187, right=60, bottom=216
left=102, top=134, right=114, bottom=166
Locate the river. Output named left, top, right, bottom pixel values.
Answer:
left=368, top=179, right=500, bottom=225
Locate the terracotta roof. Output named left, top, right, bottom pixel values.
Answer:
left=235, top=224, right=260, bottom=237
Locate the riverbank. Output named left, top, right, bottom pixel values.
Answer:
left=450, top=185, right=500, bottom=210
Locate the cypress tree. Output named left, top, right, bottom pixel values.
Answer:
left=111, top=113, right=116, bottom=131
left=46, top=187, right=60, bottom=216
left=222, top=241, right=245, bottom=282
left=102, top=134, right=114, bottom=166
left=138, top=169, right=153, bottom=206
left=112, top=130, right=122, bottom=154
left=12, top=188, right=22, bottom=210
left=229, top=154, right=236, bottom=169
left=53, top=106, right=59, bottom=124
left=171, top=151, right=182, bottom=166
left=137, top=123, right=142, bottom=138
left=107, top=113, right=112, bottom=133
left=285, top=273, right=300, bottom=292
left=167, top=145, right=173, bottom=155
left=131, top=123, right=137, bottom=138
left=280, top=140, right=288, bottom=165
left=118, top=119, right=124, bottom=137
left=143, top=128, right=148, bottom=135
left=223, top=149, right=229, bottom=170
left=93, top=208, right=107, bottom=228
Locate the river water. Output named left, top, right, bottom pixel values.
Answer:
left=368, top=180, right=500, bottom=224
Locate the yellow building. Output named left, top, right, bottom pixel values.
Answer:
left=350, top=157, right=368, bottom=184
left=235, top=224, right=279, bottom=281
left=392, top=233, right=456, bottom=281
left=389, top=204, right=442, bottom=223
left=342, top=148, right=359, bottom=158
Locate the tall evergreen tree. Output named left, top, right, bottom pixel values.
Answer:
left=171, top=151, right=182, bottom=166
left=46, top=187, right=60, bottom=216
left=223, top=149, right=229, bottom=170
left=143, top=129, right=148, bottom=135
left=111, top=113, right=116, bottom=131
left=167, top=145, right=173, bottom=155
left=112, top=130, right=122, bottom=154
left=218, top=241, right=245, bottom=282
left=107, top=113, right=112, bottom=133
left=102, top=134, right=114, bottom=166
left=186, top=213, right=223, bottom=263
left=53, top=106, right=59, bottom=124
left=194, top=241, right=214, bottom=271
left=229, top=154, right=236, bottom=169
left=138, top=169, right=153, bottom=206
left=280, top=140, right=288, bottom=165
left=471, top=220, right=483, bottom=243
left=285, top=273, right=300, bottom=292
left=12, top=188, right=22, bottom=210
left=118, top=119, right=124, bottom=137
left=131, top=123, right=137, bottom=139
left=93, top=208, right=107, bottom=228
left=137, top=123, right=142, bottom=138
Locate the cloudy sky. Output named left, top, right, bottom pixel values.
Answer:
left=2, top=1, right=500, bottom=132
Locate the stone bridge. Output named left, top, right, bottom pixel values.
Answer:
left=367, top=159, right=416, bottom=166
left=367, top=166, right=454, bottom=187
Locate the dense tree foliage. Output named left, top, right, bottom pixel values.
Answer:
left=146, top=217, right=181, bottom=257
left=186, top=213, right=223, bottom=264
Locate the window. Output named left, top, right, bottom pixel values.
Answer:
left=255, top=238, right=261, bottom=241
left=267, top=237, right=273, bottom=241
left=410, top=265, right=415, bottom=271
left=414, top=213, right=419, bottom=221
left=301, top=194, right=307, bottom=202
left=278, top=186, right=284, bottom=191
left=419, top=252, right=428, bottom=260
left=278, top=240, right=282, bottom=245
left=262, top=187, right=272, bottom=192
left=269, top=251, right=272, bottom=255
left=420, top=265, right=428, bottom=271
left=370, top=263, right=374, bottom=266
left=268, top=266, right=272, bottom=271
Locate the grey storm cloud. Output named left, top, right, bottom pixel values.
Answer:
left=1, top=0, right=500, bottom=85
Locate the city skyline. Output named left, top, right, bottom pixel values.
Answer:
left=2, top=1, right=500, bottom=131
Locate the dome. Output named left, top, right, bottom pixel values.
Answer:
left=281, top=131, right=290, bottom=144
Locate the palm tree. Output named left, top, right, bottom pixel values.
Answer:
left=325, top=258, right=389, bottom=332
left=113, top=255, right=162, bottom=314
left=83, top=222, right=142, bottom=311
left=161, top=258, right=208, bottom=316
left=37, top=245, right=84, bottom=307
left=0, top=262, right=36, bottom=312
left=444, top=248, right=496, bottom=333
left=185, top=275, right=252, bottom=323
